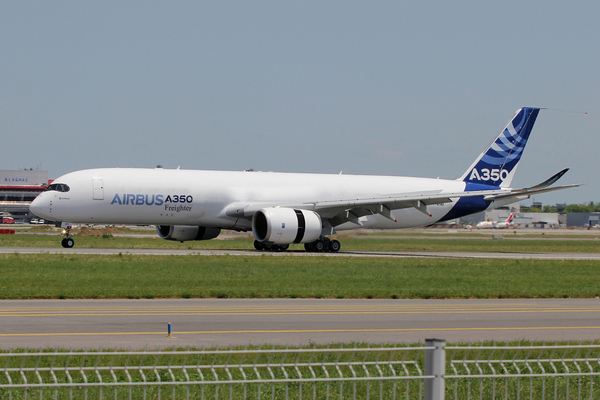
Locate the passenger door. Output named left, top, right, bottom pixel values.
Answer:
left=92, top=179, right=104, bottom=200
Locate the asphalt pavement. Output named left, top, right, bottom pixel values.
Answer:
left=2, top=298, right=600, bottom=349
left=2, top=246, right=600, bottom=260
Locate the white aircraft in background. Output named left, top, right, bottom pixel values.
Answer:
left=30, top=107, right=580, bottom=250
left=476, top=213, right=515, bottom=229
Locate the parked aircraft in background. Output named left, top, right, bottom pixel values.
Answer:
left=476, top=213, right=515, bottom=229
left=30, top=107, right=580, bottom=250
left=495, top=213, right=516, bottom=229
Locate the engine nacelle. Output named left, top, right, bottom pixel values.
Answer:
left=157, top=225, right=221, bottom=242
left=252, top=207, right=322, bottom=244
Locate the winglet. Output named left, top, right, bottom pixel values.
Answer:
left=527, top=168, right=570, bottom=190
left=483, top=168, right=581, bottom=201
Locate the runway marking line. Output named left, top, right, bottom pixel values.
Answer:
left=3, top=308, right=591, bottom=313
left=2, top=307, right=600, bottom=317
left=2, top=326, right=600, bottom=337
left=0, top=306, right=563, bottom=313
left=0, top=304, right=585, bottom=311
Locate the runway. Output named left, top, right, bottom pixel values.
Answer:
left=2, top=298, right=600, bottom=349
left=2, top=246, right=600, bottom=260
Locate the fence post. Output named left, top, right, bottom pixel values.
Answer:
left=425, top=338, right=446, bottom=400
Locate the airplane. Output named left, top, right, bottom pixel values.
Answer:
left=476, top=212, right=515, bottom=229
left=30, top=107, right=580, bottom=250
left=495, top=212, right=516, bottom=229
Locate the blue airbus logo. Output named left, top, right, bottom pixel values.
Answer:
left=110, top=194, right=193, bottom=206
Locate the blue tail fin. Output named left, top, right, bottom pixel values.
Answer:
left=459, top=107, right=540, bottom=187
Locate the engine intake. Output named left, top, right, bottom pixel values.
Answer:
left=157, top=225, right=221, bottom=242
left=252, top=207, right=321, bottom=244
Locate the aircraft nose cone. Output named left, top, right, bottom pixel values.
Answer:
left=29, top=194, right=50, bottom=219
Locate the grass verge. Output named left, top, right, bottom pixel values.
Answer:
left=2, top=233, right=600, bottom=252
left=1, top=253, right=600, bottom=299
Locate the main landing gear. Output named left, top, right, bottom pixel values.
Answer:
left=253, top=238, right=341, bottom=253
left=61, top=226, right=75, bottom=248
left=253, top=241, right=289, bottom=252
left=304, top=237, right=341, bottom=253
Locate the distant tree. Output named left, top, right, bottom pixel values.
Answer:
left=521, top=202, right=600, bottom=213
left=564, top=203, right=596, bottom=213
left=555, top=203, right=567, bottom=213
left=542, top=205, right=558, bottom=213
left=520, top=205, right=540, bottom=212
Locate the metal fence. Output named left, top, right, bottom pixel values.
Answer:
left=444, top=340, right=600, bottom=400
left=1, top=343, right=431, bottom=400
left=2, top=339, right=600, bottom=399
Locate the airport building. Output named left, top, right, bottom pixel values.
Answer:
left=0, top=169, right=50, bottom=223
left=565, top=213, right=600, bottom=228
left=459, top=206, right=600, bottom=229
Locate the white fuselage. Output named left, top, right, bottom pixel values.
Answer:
left=30, top=168, right=487, bottom=231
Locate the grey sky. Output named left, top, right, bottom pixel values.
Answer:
left=2, top=2, right=598, bottom=204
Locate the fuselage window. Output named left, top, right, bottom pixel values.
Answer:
left=44, top=183, right=70, bottom=193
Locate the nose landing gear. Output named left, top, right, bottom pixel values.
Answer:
left=61, top=226, right=75, bottom=248
left=61, top=237, right=74, bottom=248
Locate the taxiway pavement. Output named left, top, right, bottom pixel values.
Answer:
left=1, top=246, right=600, bottom=260
left=2, top=298, right=600, bottom=349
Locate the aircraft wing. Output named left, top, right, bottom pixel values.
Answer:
left=224, top=168, right=580, bottom=227
left=225, top=188, right=510, bottom=225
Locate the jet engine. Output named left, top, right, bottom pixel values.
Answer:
left=252, top=207, right=322, bottom=244
left=157, top=225, right=221, bottom=242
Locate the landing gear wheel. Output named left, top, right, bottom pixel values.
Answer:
left=279, top=244, right=289, bottom=251
left=304, top=242, right=315, bottom=252
left=61, top=238, right=74, bottom=248
left=254, top=240, right=265, bottom=251
left=60, top=225, right=75, bottom=248
left=314, top=240, right=325, bottom=252
left=329, top=240, right=341, bottom=253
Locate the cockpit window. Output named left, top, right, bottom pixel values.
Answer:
left=44, top=183, right=70, bottom=193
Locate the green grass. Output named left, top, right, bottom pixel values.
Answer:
left=0, top=233, right=255, bottom=249
left=1, top=233, right=600, bottom=252
left=1, top=253, right=600, bottom=299
left=342, top=237, right=600, bottom=252
left=367, top=230, right=600, bottom=239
